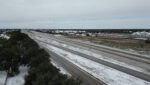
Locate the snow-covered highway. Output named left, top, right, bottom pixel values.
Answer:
left=43, top=46, right=105, bottom=85
left=23, top=31, right=150, bottom=85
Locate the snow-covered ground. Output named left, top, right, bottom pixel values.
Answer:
left=0, top=66, right=28, bottom=85
left=0, top=33, right=10, bottom=40
left=0, top=71, right=7, bottom=85
left=6, top=66, right=28, bottom=85
left=51, top=59, right=71, bottom=77
left=33, top=34, right=150, bottom=75
left=40, top=42, right=150, bottom=85
left=53, top=34, right=62, bottom=37
left=131, top=32, right=150, bottom=38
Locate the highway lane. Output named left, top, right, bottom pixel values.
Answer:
left=24, top=31, right=150, bottom=84
left=51, top=35, right=150, bottom=64
left=37, top=40, right=106, bottom=85
left=35, top=39, right=150, bottom=82
left=46, top=34, right=150, bottom=70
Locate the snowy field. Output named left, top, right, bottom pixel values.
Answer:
left=39, top=42, right=150, bottom=85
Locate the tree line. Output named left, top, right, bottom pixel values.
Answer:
left=0, top=30, right=82, bottom=85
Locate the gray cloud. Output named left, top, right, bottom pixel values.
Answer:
left=0, top=0, right=150, bottom=28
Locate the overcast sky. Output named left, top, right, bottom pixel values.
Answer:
left=0, top=0, right=150, bottom=29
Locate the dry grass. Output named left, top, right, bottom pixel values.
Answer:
left=68, top=35, right=150, bottom=54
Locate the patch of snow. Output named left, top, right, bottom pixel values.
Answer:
left=51, top=59, right=71, bottom=77
left=41, top=43, right=150, bottom=85
left=0, top=71, right=7, bottom=85
left=132, top=32, right=150, bottom=38
left=7, top=66, right=28, bottom=85
left=0, top=34, right=10, bottom=40
left=54, top=34, right=62, bottom=37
